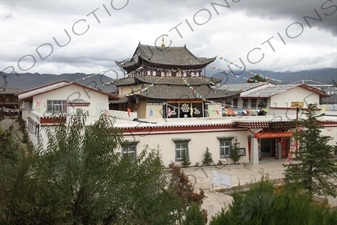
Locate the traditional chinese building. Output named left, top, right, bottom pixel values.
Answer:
left=112, top=40, right=240, bottom=119
left=0, top=88, right=22, bottom=109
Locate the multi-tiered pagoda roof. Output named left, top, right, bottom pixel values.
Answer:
left=116, top=42, right=216, bottom=73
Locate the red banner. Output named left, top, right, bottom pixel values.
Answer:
left=254, top=132, right=293, bottom=139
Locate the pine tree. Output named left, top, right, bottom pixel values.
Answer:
left=202, top=147, right=213, bottom=166
left=183, top=202, right=207, bottom=225
left=229, top=137, right=243, bottom=164
left=247, top=74, right=267, bottom=83
left=181, top=149, right=191, bottom=168
left=284, top=104, right=337, bottom=197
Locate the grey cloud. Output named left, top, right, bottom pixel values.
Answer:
left=235, top=0, right=337, bottom=36
left=1, top=0, right=335, bottom=75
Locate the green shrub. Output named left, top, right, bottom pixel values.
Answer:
left=202, top=147, right=213, bottom=166
left=229, top=137, right=243, bottom=164
left=210, top=174, right=337, bottom=225
left=181, top=150, right=191, bottom=168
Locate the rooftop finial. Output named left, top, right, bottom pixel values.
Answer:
left=161, top=37, right=165, bottom=48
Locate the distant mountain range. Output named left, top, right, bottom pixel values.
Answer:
left=1, top=68, right=336, bottom=92
left=208, top=68, right=337, bottom=85
left=1, top=72, right=118, bottom=92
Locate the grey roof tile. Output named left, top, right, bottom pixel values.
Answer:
left=240, top=84, right=299, bottom=98
left=113, top=77, right=136, bottom=86
left=135, top=76, right=222, bottom=85
left=117, top=43, right=216, bottom=71
left=135, top=85, right=239, bottom=100
left=215, top=83, right=267, bottom=92
left=137, top=44, right=216, bottom=66
left=0, top=88, right=23, bottom=94
left=114, top=76, right=222, bottom=86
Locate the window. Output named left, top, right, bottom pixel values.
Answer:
left=122, top=142, right=138, bottom=160
left=217, top=137, right=234, bottom=158
left=242, top=99, right=248, bottom=109
left=173, top=138, right=191, bottom=162
left=251, top=99, right=257, bottom=108
left=258, top=98, right=267, bottom=107
left=220, top=141, right=231, bottom=158
left=233, top=99, right=238, bottom=108
left=175, top=143, right=188, bottom=161
left=47, top=100, right=67, bottom=113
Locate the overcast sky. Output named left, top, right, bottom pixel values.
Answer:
left=1, top=0, right=336, bottom=80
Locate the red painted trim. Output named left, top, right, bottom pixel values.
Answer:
left=298, top=84, right=329, bottom=97
left=319, top=121, right=337, bottom=125
left=236, top=122, right=270, bottom=128
left=40, top=117, right=66, bottom=124
left=254, top=132, right=293, bottom=139
left=123, top=128, right=247, bottom=136
left=67, top=103, right=91, bottom=107
left=120, top=124, right=236, bottom=132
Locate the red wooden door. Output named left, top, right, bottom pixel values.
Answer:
left=281, top=139, right=288, bottom=158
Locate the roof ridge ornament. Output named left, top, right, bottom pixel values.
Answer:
left=161, top=37, right=165, bottom=48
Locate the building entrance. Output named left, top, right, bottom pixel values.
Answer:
left=260, top=138, right=289, bottom=159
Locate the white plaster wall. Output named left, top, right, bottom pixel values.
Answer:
left=21, top=102, right=31, bottom=121
left=145, top=104, right=164, bottom=119
left=320, top=105, right=337, bottom=111
left=320, top=127, right=337, bottom=146
left=31, top=84, right=109, bottom=121
left=28, top=126, right=49, bottom=151
left=109, top=110, right=138, bottom=120
left=270, top=87, right=320, bottom=109
left=120, top=130, right=249, bottom=167
left=30, top=126, right=86, bottom=152
left=207, top=104, right=223, bottom=118
left=118, top=85, right=141, bottom=97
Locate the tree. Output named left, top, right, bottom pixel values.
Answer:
left=247, top=74, right=267, bottom=83
left=183, top=202, right=207, bottom=225
left=32, top=111, right=183, bottom=224
left=181, top=149, right=191, bottom=168
left=1, top=112, right=213, bottom=224
left=202, top=147, right=213, bottom=166
left=284, top=104, right=337, bottom=197
left=229, top=137, right=244, bottom=164
left=0, top=120, right=37, bottom=225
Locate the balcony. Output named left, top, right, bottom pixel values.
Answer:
left=29, top=111, right=66, bottom=125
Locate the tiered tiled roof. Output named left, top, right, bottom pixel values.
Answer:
left=136, top=85, right=240, bottom=100
left=114, top=75, right=223, bottom=86
left=116, top=43, right=216, bottom=73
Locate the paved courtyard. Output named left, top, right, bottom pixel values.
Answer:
left=183, top=159, right=337, bottom=221
left=182, top=159, right=286, bottom=220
